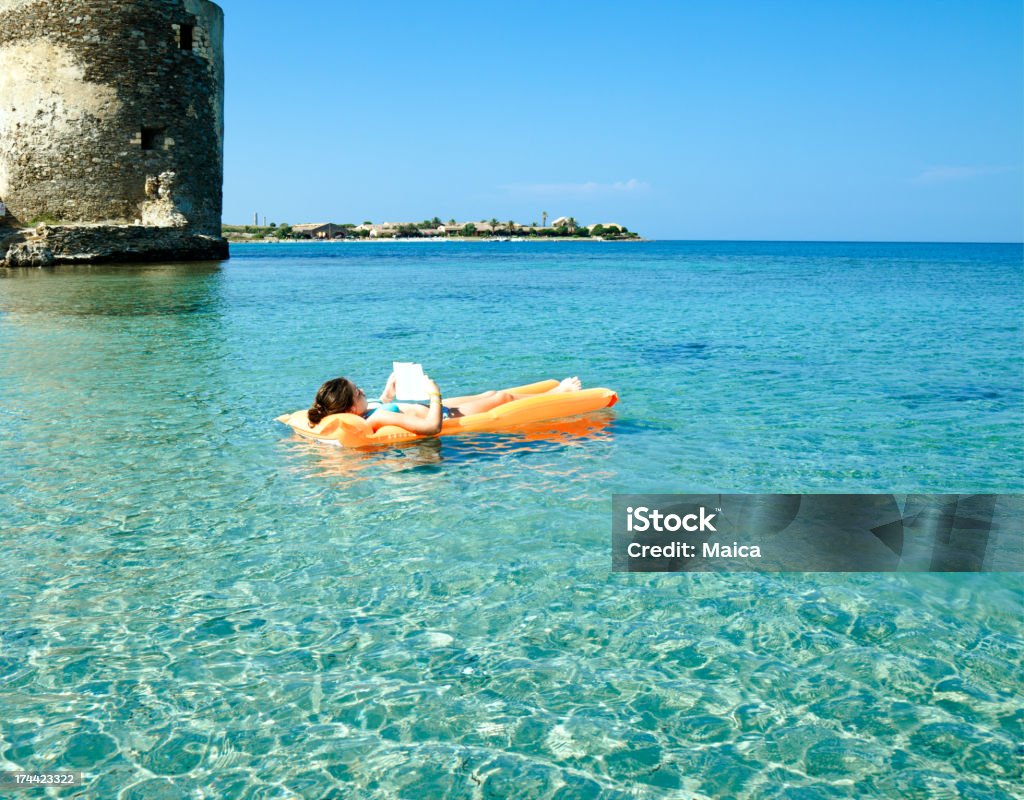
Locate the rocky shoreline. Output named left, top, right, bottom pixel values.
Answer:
left=0, top=224, right=228, bottom=267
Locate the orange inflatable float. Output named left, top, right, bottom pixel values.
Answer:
left=276, top=379, right=618, bottom=447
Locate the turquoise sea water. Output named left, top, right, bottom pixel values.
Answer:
left=1, top=240, right=1022, bottom=799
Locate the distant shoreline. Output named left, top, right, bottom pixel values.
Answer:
left=224, top=220, right=641, bottom=243
left=228, top=236, right=647, bottom=244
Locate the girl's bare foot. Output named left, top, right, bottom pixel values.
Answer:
left=551, top=376, right=582, bottom=393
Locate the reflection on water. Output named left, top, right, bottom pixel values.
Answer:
left=295, top=413, right=617, bottom=487
left=1, top=261, right=225, bottom=317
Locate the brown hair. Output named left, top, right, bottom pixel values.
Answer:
left=308, top=377, right=358, bottom=425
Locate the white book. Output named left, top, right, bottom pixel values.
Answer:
left=393, top=361, right=429, bottom=401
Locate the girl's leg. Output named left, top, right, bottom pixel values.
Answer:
left=449, top=377, right=581, bottom=417
left=444, top=388, right=540, bottom=408
left=450, top=390, right=519, bottom=417
left=442, top=389, right=499, bottom=406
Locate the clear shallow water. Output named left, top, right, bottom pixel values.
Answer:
left=1, top=241, right=1022, bottom=799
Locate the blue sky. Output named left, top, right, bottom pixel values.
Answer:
left=217, top=1, right=1022, bottom=241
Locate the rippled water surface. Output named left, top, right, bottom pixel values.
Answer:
left=1, top=241, right=1022, bottom=798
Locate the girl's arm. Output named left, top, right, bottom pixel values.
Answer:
left=365, top=409, right=440, bottom=435
left=379, top=372, right=397, bottom=402
left=369, top=376, right=443, bottom=435
left=422, top=377, right=442, bottom=433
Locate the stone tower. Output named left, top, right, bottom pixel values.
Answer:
left=0, top=0, right=227, bottom=264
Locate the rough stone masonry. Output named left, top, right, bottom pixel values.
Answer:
left=0, top=0, right=228, bottom=265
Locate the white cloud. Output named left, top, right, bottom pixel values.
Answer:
left=502, top=178, right=650, bottom=195
left=911, top=165, right=1019, bottom=184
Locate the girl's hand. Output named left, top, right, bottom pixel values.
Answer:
left=381, top=372, right=397, bottom=401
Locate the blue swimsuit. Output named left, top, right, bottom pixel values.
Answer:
left=362, top=401, right=402, bottom=418
left=363, top=400, right=452, bottom=420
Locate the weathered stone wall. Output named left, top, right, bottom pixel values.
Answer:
left=0, top=0, right=224, bottom=235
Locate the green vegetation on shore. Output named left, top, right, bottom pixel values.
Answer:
left=222, top=217, right=640, bottom=242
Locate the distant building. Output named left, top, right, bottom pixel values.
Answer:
left=293, top=223, right=340, bottom=239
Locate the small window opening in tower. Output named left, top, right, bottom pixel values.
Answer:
left=141, top=127, right=165, bottom=151
left=178, top=23, right=194, bottom=50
